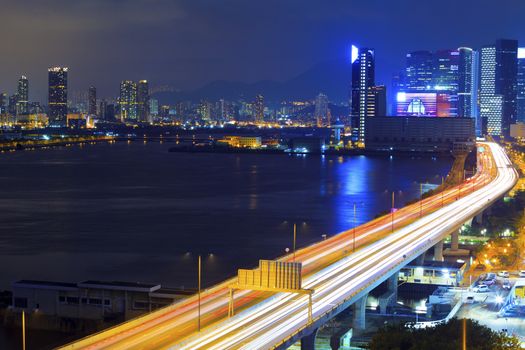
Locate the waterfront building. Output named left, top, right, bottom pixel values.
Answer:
left=119, top=80, right=137, bottom=122
left=480, top=39, right=518, bottom=137
left=0, top=92, right=6, bottom=114
left=254, top=94, right=264, bottom=124
left=405, top=50, right=433, bottom=91
left=48, top=67, right=68, bottom=127
left=365, top=116, right=475, bottom=152
left=367, top=85, right=386, bottom=117
left=137, top=80, right=150, bottom=123
left=351, top=45, right=375, bottom=145
left=88, top=86, right=97, bottom=116
left=314, top=93, right=329, bottom=127
left=458, top=47, right=474, bottom=118
left=16, top=75, right=29, bottom=115
left=150, top=98, right=159, bottom=117
left=518, top=48, right=525, bottom=123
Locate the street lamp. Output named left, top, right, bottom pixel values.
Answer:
left=391, top=191, right=395, bottom=233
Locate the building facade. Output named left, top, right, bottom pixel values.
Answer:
left=48, top=67, right=68, bottom=127
left=16, top=76, right=29, bottom=116
left=480, top=39, right=518, bottom=137
left=351, top=45, right=375, bottom=145
left=119, top=80, right=137, bottom=122
left=137, top=80, right=150, bottom=123
left=88, top=86, right=97, bottom=116
left=518, top=48, right=525, bottom=123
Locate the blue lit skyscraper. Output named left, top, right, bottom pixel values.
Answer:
left=405, top=50, right=433, bottom=91
left=480, top=39, right=518, bottom=137
left=351, top=45, right=375, bottom=145
left=518, top=48, right=525, bottom=123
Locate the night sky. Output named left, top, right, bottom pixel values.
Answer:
left=2, top=0, right=525, bottom=102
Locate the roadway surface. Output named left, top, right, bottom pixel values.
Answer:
left=59, top=142, right=517, bottom=350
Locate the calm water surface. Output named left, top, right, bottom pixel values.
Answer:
left=0, top=142, right=452, bottom=289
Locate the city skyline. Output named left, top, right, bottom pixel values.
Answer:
left=1, top=0, right=525, bottom=102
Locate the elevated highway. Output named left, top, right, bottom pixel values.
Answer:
left=59, top=142, right=517, bottom=350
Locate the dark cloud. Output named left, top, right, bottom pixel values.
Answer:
left=1, top=0, right=525, bottom=102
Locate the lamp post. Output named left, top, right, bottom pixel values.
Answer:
left=441, top=176, right=444, bottom=207
left=293, top=223, right=297, bottom=262
left=22, top=310, right=26, bottom=350
left=197, top=254, right=201, bottom=332
left=419, top=183, right=423, bottom=217
left=353, top=203, right=357, bottom=252
left=391, top=191, right=395, bottom=233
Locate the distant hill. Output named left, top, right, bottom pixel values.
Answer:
left=152, top=58, right=351, bottom=105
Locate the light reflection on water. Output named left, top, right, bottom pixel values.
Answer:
left=0, top=142, right=452, bottom=290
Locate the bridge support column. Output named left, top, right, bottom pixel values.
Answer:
left=434, top=240, right=444, bottom=262
left=379, top=272, right=399, bottom=314
left=300, top=328, right=319, bottom=350
left=352, top=293, right=368, bottom=331
left=451, top=230, right=459, bottom=250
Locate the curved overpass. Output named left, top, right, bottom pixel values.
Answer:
left=59, top=142, right=517, bottom=350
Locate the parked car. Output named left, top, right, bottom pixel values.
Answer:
left=484, top=278, right=496, bottom=286
left=473, top=284, right=489, bottom=293
left=519, top=270, right=525, bottom=278
left=498, top=271, right=510, bottom=278
left=502, top=279, right=512, bottom=290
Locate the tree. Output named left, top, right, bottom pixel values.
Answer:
left=368, top=319, right=520, bottom=350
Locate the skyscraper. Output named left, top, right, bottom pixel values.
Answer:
left=480, top=39, right=518, bottom=136
left=405, top=50, right=433, bottom=91
left=254, top=94, right=264, bottom=124
left=315, top=93, right=329, bottom=127
left=367, top=85, right=387, bottom=117
left=137, top=80, right=150, bottom=123
left=517, top=48, right=525, bottom=123
left=48, top=67, right=68, bottom=127
left=119, top=80, right=137, bottom=122
left=458, top=47, right=473, bottom=117
left=88, top=86, right=97, bottom=116
left=0, top=93, right=7, bottom=114
left=16, top=76, right=29, bottom=115
left=351, top=45, right=375, bottom=145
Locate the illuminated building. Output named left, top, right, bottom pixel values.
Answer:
left=405, top=50, right=433, bottom=91
left=150, top=98, right=159, bottom=117
left=432, top=49, right=459, bottom=116
left=315, top=93, right=329, bottom=127
left=197, top=100, right=211, bottom=121
left=88, top=86, right=97, bottom=116
left=8, top=94, right=18, bottom=116
left=254, top=94, right=264, bottom=123
left=48, top=67, right=68, bottom=127
left=480, top=39, right=518, bottom=137
left=365, top=116, right=475, bottom=152
left=518, top=48, right=525, bottom=123
left=16, top=76, right=29, bottom=115
left=219, top=136, right=262, bottom=148
left=458, top=48, right=473, bottom=118
left=119, top=80, right=137, bottom=122
left=367, top=85, right=386, bottom=117
left=0, top=93, right=6, bottom=114
left=137, top=80, right=150, bottom=123
left=351, top=45, right=375, bottom=144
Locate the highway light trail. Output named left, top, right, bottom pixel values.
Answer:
left=60, top=143, right=514, bottom=350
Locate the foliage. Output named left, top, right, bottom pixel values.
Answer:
left=368, top=319, right=520, bottom=350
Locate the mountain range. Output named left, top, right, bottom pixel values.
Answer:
left=152, top=58, right=352, bottom=105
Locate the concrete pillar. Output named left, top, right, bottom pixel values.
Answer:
left=352, top=293, right=368, bottom=331
left=301, top=328, right=318, bottom=350
left=451, top=230, right=459, bottom=250
left=387, top=272, right=399, bottom=298
left=434, top=240, right=444, bottom=262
